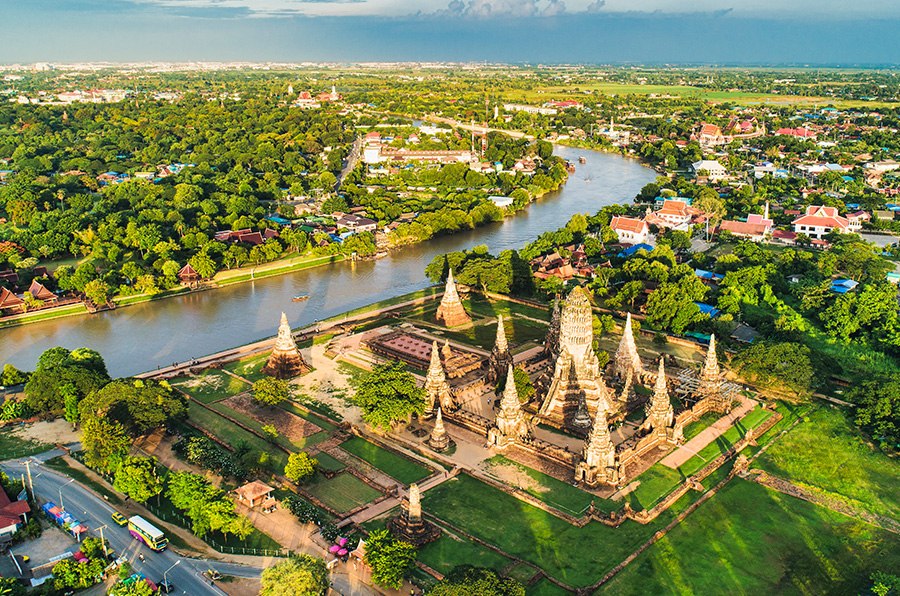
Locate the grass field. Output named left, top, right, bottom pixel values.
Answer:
left=417, top=532, right=512, bottom=576
left=304, top=472, right=382, bottom=513
left=754, top=406, right=900, bottom=520
left=186, top=402, right=289, bottom=470
left=527, top=578, right=570, bottom=596
left=312, top=452, right=346, bottom=472
left=403, top=302, right=548, bottom=352
left=339, top=437, right=432, bottom=485
left=603, top=479, right=900, bottom=596
left=278, top=400, right=338, bottom=432
left=0, top=431, right=51, bottom=461
left=208, top=400, right=329, bottom=452
left=484, top=455, right=616, bottom=515
left=172, top=370, right=250, bottom=403
left=222, top=353, right=270, bottom=383
left=681, top=412, right=720, bottom=441
left=424, top=473, right=702, bottom=588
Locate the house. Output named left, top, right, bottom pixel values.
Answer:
left=775, top=127, right=817, bottom=140
left=0, top=286, right=24, bottom=315
left=617, top=243, right=655, bottom=258
left=846, top=210, right=870, bottom=232
left=336, top=214, right=377, bottom=233
left=177, top=263, right=201, bottom=285
left=791, top=205, right=849, bottom=239
left=234, top=481, right=275, bottom=509
left=652, top=200, right=693, bottom=229
left=27, top=280, right=57, bottom=304
left=718, top=206, right=773, bottom=242
left=694, top=269, right=725, bottom=284
left=609, top=216, right=650, bottom=245
left=691, top=160, right=728, bottom=182
left=696, top=123, right=725, bottom=147
left=830, top=279, right=859, bottom=294
left=0, top=484, right=30, bottom=538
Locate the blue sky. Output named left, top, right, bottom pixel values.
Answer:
left=4, top=0, right=900, bottom=64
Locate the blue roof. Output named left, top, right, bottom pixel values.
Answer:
left=841, top=176, right=854, bottom=182
left=694, top=268, right=725, bottom=282
left=617, top=243, right=654, bottom=258
left=694, top=302, right=720, bottom=317
left=266, top=215, right=292, bottom=225
left=830, top=279, right=859, bottom=294
left=845, top=203, right=861, bottom=210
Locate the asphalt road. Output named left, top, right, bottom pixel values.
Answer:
left=2, top=452, right=262, bottom=595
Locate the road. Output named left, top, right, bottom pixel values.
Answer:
left=2, top=452, right=262, bottom=595
left=337, top=136, right=362, bottom=190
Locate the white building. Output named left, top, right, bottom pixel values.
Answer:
left=503, top=103, right=558, bottom=116
left=791, top=205, right=849, bottom=239
left=609, top=216, right=650, bottom=245
left=691, top=160, right=728, bottom=182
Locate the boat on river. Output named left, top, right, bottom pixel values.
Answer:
left=579, top=156, right=587, bottom=164
left=292, top=294, right=309, bottom=302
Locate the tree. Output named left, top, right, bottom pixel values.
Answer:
left=81, top=416, right=130, bottom=473
left=253, top=377, right=290, bottom=406
left=351, top=361, right=426, bottom=431
left=732, top=341, right=815, bottom=398
left=24, top=346, right=109, bottom=414
left=693, top=187, right=726, bottom=224
left=189, top=251, right=217, bottom=280
left=364, top=529, right=417, bottom=590
left=512, top=367, right=535, bottom=403
left=0, top=577, right=26, bottom=596
left=430, top=566, right=525, bottom=596
left=108, top=579, right=155, bottom=596
left=62, top=384, right=79, bottom=429
left=0, top=364, right=27, bottom=386
left=113, top=456, right=163, bottom=503
left=79, top=379, right=186, bottom=436
left=83, top=278, right=110, bottom=306
left=284, top=452, right=317, bottom=484
left=644, top=279, right=707, bottom=334
left=850, top=377, right=900, bottom=446
left=260, top=555, right=329, bottom=596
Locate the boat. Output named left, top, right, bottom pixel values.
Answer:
left=579, top=156, right=587, bottom=164
left=292, top=294, right=309, bottom=302
left=565, top=161, right=576, bottom=173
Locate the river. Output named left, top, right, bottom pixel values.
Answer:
left=1, top=146, right=655, bottom=376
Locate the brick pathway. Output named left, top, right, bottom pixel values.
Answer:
left=660, top=397, right=755, bottom=469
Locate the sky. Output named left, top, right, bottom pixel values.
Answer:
left=4, top=0, right=900, bottom=64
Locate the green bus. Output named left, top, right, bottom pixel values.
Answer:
left=128, top=515, right=168, bottom=551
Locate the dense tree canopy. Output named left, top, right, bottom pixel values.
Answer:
left=260, top=555, right=329, bottom=596
left=351, top=361, right=426, bottom=431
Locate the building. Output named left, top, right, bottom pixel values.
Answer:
left=791, top=205, right=849, bottom=239
left=0, top=486, right=30, bottom=538
left=696, top=123, right=725, bottom=147
left=846, top=210, right=870, bottom=232
left=336, top=214, right=377, bottom=233
left=234, top=481, right=275, bottom=508
left=718, top=205, right=773, bottom=242
left=652, top=200, right=693, bottom=229
left=609, top=216, right=650, bottom=245
left=503, top=103, right=557, bottom=116
left=691, top=160, right=728, bottom=182
left=775, top=127, right=817, bottom=140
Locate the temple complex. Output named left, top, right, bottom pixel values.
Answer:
left=423, top=341, right=455, bottom=415
left=539, top=287, right=615, bottom=431
left=614, top=312, right=644, bottom=381
left=486, top=315, right=513, bottom=386
left=366, top=331, right=482, bottom=379
left=574, top=409, right=618, bottom=486
left=262, top=312, right=310, bottom=379
left=387, top=483, right=440, bottom=546
left=427, top=407, right=451, bottom=452
left=435, top=270, right=471, bottom=327
left=694, top=335, right=733, bottom=411
left=488, top=365, right=531, bottom=448
left=642, top=359, right=674, bottom=439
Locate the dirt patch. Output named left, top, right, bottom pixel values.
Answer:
left=222, top=394, right=322, bottom=443
left=218, top=576, right=262, bottom=596
left=178, top=374, right=224, bottom=391
left=16, top=419, right=80, bottom=446
left=481, top=460, right=549, bottom=496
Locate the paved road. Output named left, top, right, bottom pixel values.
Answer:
left=2, top=453, right=262, bottom=595
left=337, top=136, right=363, bottom=190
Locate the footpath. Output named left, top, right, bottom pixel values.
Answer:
left=660, top=397, right=755, bottom=469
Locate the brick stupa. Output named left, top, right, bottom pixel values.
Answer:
left=262, top=312, right=310, bottom=379
left=435, top=270, right=471, bottom=328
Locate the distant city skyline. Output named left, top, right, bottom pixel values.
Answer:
left=5, top=0, right=900, bottom=64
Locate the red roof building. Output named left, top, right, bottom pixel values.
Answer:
left=610, top=216, right=650, bottom=245
left=0, top=485, right=29, bottom=537
left=27, top=280, right=57, bottom=302
left=792, top=205, right=849, bottom=239
left=0, top=286, right=24, bottom=313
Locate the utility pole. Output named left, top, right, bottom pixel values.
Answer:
left=24, top=460, right=34, bottom=498
left=97, top=525, right=109, bottom=559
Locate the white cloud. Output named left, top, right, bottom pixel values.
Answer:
left=440, top=0, right=567, bottom=17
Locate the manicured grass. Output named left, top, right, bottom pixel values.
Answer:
left=603, top=479, right=900, bottom=596
left=325, top=286, right=441, bottom=322
left=113, top=286, right=190, bottom=307
left=186, top=402, right=289, bottom=470
left=505, top=561, right=540, bottom=584
left=304, top=472, right=381, bottom=513
left=215, top=253, right=345, bottom=285
left=312, top=452, right=346, bottom=472
left=222, top=353, right=270, bottom=383
left=172, top=369, right=251, bottom=403
left=0, top=302, right=87, bottom=329
left=404, top=302, right=548, bottom=352
left=339, top=437, right=432, bottom=485
left=755, top=406, right=900, bottom=520
left=527, top=578, right=570, bottom=596
left=0, top=431, right=51, bottom=461
left=44, top=456, right=123, bottom=505
left=423, top=473, right=702, bottom=588
left=417, top=532, right=512, bottom=576
left=485, top=455, right=615, bottom=515
left=681, top=412, right=720, bottom=441
left=626, top=463, right=683, bottom=511
left=465, top=295, right=551, bottom=322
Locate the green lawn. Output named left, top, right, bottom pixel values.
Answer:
left=279, top=400, right=338, bottom=432
left=304, top=472, right=382, bottom=514
left=172, top=369, right=251, bottom=403
left=484, top=455, right=616, bottom=515
left=0, top=431, right=51, bottom=461
left=681, top=412, right=720, bottom=441
left=423, top=473, right=703, bottom=588
left=222, top=353, right=270, bottom=383
left=312, top=452, right=346, bottom=472
left=417, top=532, right=512, bottom=576
left=755, top=406, right=900, bottom=520
left=186, top=402, right=289, bottom=470
left=527, top=578, right=570, bottom=596
left=603, top=479, right=900, bottom=596
left=339, top=437, right=432, bottom=485
left=464, top=295, right=551, bottom=322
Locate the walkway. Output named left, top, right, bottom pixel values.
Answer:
left=660, top=397, right=755, bottom=469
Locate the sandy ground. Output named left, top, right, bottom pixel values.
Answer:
left=15, top=419, right=81, bottom=446
left=218, top=576, right=262, bottom=596
left=291, top=343, right=363, bottom=426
